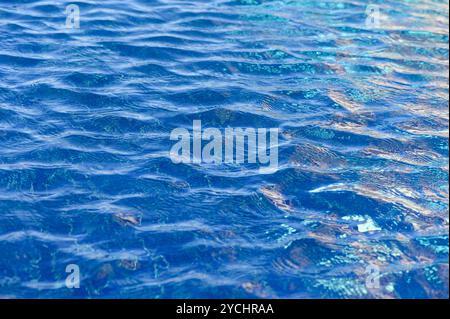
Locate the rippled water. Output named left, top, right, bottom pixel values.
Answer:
left=0, top=0, right=448, bottom=299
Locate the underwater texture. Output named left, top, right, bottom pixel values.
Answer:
left=0, top=0, right=448, bottom=298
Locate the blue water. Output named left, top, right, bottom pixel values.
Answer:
left=0, top=0, right=448, bottom=299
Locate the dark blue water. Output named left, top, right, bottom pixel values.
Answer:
left=0, top=0, right=448, bottom=299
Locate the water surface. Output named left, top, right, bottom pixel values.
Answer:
left=0, top=0, right=448, bottom=298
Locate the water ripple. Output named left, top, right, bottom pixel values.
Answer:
left=0, top=0, right=448, bottom=298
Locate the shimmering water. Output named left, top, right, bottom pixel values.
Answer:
left=0, top=0, right=448, bottom=299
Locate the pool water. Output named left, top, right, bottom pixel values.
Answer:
left=0, top=0, right=448, bottom=298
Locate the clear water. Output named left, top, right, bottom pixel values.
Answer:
left=0, top=0, right=448, bottom=299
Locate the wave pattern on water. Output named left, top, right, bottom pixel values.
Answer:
left=0, top=0, right=448, bottom=298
